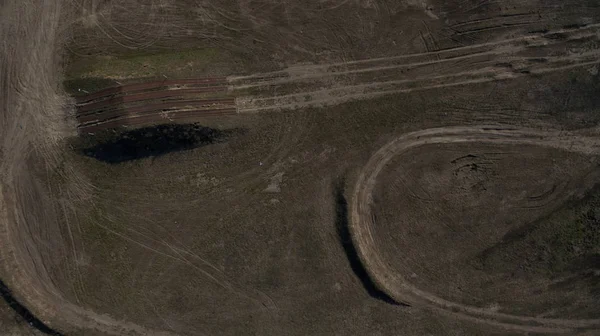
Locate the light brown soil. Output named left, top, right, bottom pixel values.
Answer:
left=231, top=23, right=600, bottom=112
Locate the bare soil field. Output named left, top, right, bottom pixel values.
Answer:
left=2, top=0, right=600, bottom=336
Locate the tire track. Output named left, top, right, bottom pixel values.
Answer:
left=75, top=78, right=234, bottom=132
left=349, top=126, right=600, bottom=333
left=75, top=23, right=600, bottom=129
left=234, top=53, right=600, bottom=113
left=76, top=77, right=226, bottom=104
left=78, top=108, right=237, bottom=133
left=228, top=23, right=600, bottom=85
left=77, top=87, right=229, bottom=114
left=230, top=23, right=600, bottom=113
left=77, top=98, right=234, bottom=124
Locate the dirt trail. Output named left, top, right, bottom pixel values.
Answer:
left=231, top=23, right=600, bottom=113
left=75, top=23, right=600, bottom=130
left=0, top=1, right=185, bottom=335
left=349, top=126, right=600, bottom=333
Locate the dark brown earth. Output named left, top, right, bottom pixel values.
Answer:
left=2, top=0, right=600, bottom=335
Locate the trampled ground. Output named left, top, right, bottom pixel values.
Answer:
left=2, top=1, right=600, bottom=335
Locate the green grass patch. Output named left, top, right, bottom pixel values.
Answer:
left=65, top=48, right=223, bottom=80
left=63, top=77, right=119, bottom=96
left=62, top=47, right=247, bottom=95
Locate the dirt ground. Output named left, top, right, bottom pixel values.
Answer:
left=2, top=0, right=600, bottom=335
left=358, top=128, right=600, bottom=332
left=371, top=142, right=598, bottom=317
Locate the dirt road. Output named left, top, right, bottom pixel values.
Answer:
left=231, top=23, right=600, bottom=112
left=0, top=1, right=183, bottom=335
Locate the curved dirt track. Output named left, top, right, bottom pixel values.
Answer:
left=0, top=1, right=192, bottom=335
left=350, top=125, right=600, bottom=333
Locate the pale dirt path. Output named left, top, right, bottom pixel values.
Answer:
left=349, top=126, right=600, bottom=333
left=229, top=22, right=600, bottom=86
left=0, top=1, right=182, bottom=335
left=230, top=23, right=600, bottom=113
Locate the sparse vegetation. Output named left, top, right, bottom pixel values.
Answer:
left=63, top=77, right=118, bottom=96
left=477, top=185, right=600, bottom=275
left=65, top=48, right=223, bottom=80
left=63, top=47, right=244, bottom=96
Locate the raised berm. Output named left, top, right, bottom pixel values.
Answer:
left=350, top=126, right=600, bottom=333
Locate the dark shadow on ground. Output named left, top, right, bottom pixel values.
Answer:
left=334, top=178, right=406, bottom=306
left=78, top=123, right=244, bottom=164
left=0, top=278, right=64, bottom=335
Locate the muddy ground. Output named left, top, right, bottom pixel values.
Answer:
left=2, top=0, right=600, bottom=335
